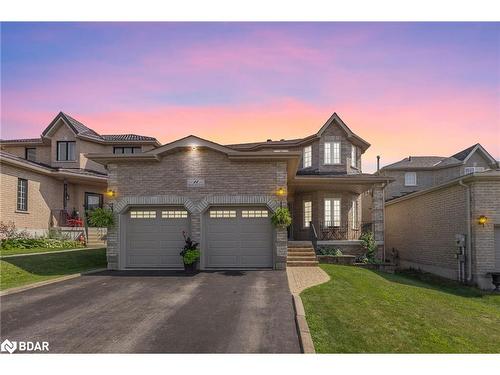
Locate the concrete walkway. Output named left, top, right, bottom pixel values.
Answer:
left=287, top=266, right=330, bottom=295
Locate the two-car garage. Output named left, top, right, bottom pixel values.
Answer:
left=124, top=206, right=274, bottom=269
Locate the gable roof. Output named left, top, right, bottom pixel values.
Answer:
left=451, top=143, right=478, bottom=161
left=226, top=112, right=370, bottom=152
left=382, top=156, right=452, bottom=170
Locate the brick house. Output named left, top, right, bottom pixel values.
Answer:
left=0, top=112, right=159, bottom=236
left=87, top=112, right=392, bottom=270
left=380, top=144, right=500, bottom=290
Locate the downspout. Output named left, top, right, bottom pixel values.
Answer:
left=458, top=179, right=472, bottom=282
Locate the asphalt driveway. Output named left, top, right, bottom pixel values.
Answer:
left=0, top=270, right=300, bottom=353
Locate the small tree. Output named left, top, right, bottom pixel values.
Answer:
left=271, top=207, right=292, bottom=228
left=360, top=231, right=377, bottom=263
left=88, top=208, right=115, bottom=228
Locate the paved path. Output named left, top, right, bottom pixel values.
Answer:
left=287, top=266, right=330, bottom=295
left=0, top=270, right=300, bottom=353
left=0, top=247, right=104, bottom=258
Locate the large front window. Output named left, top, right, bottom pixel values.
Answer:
left=303, top=146, right=312, bottom=168
left=57, top=141, right=76, bottom=161
left=17, top=178, right=28, bottom=211
left=303, top=201, right=312, bottom=228
left=324, top=141, right=340, bottom=164
left=325, top=198, right=340, bottom=226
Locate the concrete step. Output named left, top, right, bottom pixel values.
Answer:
left=287, top=247, right=315, bottom=251
left=286, top=260, right=319, bottom=267
left=287, top=251, right=315, bottom=257
left=288, top=241, right=313, bottom=248
left=287, top=256, right=317, bottom=261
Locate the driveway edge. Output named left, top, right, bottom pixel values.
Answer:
left=0, top=268, right=107, bottom=297
left=291, top=293, right=315, bottom=354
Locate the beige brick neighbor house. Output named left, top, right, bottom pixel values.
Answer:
left=86, top=112, right=392, bottom=270
left=382, top=144, right=500, bottom=290
left=0, top=112, right=160, bottom=236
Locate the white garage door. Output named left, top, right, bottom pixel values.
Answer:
left=205, top=207, right=273, bottom=268
left=126, top=208, right=190, bottom=268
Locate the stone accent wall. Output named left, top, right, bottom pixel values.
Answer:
left=106, top=148, right=288, bottom=270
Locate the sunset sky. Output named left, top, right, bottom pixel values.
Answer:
left=1, top=22, right=499, bottom=172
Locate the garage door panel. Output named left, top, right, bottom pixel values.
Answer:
left=127, top=255, right=184, bottom=267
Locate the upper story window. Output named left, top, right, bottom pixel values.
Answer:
left=325, top=198, right=341, bottom=227
left=17, top=178, right=28, bottom=211
left=324, top=141, right=340, bottom=164
left=57, top=141, right=76, bottom=161
left=303, top=146, right=312, bottom=168
left=303, top=201, right=312, bottom=228
left=404, top=172, right=417, bottom=186
left=113, top=146, right=142, bottom=154
left=25, top=147, right=36, bottom=162
left=464, top=166, right=484, bottom=175
left=351, top=145, right=357, bottom=168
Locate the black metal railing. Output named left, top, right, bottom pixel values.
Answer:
left=316, top=221, right=372, bottom=241
left=309, top=221, right=318, bottom=251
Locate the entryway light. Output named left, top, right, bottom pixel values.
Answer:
left=106, top=189, right=116, bottom=198
left=478, top=215, right=488, bottom=226
left=276, top=187, right=287, bottom=197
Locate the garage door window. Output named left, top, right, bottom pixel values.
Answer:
left=242, top=210, right=268, bottom=218
left=130, top=211, right=156, bottom=219
left=209, top=210, right=236, bottom=218
left=162, top=210, right=188, bottom=218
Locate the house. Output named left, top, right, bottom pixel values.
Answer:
left=380, top=144, right=500, bottom=290
left=86, top=112, right=393, bottom=270
left=379, top=143, right=499, bottom=200
left=0, top=112, right=160, bottom=236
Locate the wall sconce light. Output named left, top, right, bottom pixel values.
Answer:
left=191, top=145, right=197, bottom=151
left=106, top=189, right=116, bottom=198
left=276, top=187, right=287, bottom=197
left=478, top=215, right=488, bottom=226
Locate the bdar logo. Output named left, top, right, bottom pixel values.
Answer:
left=1, top=339, right=17, bottom=354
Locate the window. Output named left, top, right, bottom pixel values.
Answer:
left=113, top=146, right=142, bottom=154
left=25, top=148, right=36, bottom=161
left=352, top=200, right=359, bottom=229
left=242, top=210, right=268, bottom=218
left=17, top=178, right=28, bottom=211
left=85, top=193, right=103, bottom=211
left=130, top=211, right=156, bottom=219
left=464, top=167, right=485, bottom=175
left=324, top=141, right=340, bottom=164
left=57, top=141, right=76, bottom=161
left=303, top=201, right=312, bottom=228
left=351, top=145, right=357, bottom=168
left=162, top=210, right=188, bottom=218
left=404, top=172, right=417, bottom=186
left=325, top=198, right=340, bottom=226
left=303, top=146, right=312, bottom=168
left=209, top=210, right=236, bottom=218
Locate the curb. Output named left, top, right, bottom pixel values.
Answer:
left=291, top=293, right=316, bottom=354
left=0, top=247, right=105, bottom=259
left=0, top=268, right=108, bottom=297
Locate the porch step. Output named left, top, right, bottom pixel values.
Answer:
left=287, top=256, right=317, bottom=261
left=287, top=247, right=315, bottom=253
left=287, top=251, right=315, bottom=257
left=286, top=260, right=319, bottom=267
left=287, top=242, right=318, bottom=267
left=288, top=241, right=313, bottom=248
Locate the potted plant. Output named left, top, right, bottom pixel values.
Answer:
left=180, top=231, right=200, bottom=274
left=271, top=207, right=292, bottom=228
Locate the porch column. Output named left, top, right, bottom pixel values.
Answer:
left=371, top=183, right=385, bottom=259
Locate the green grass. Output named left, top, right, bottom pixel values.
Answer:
left=0, top=248, right=106, bottom=291
left=300, top=265, right=500, bottom=353
left=0, top=246, right=85, bottom=257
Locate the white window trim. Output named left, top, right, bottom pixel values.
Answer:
left=464, top=166, right=485, bottom=175
left=324, top=198, right=341, bottom=227
left=351, top=145, right=357, bottom=168
left=303, top=145, right=312, bottom=168
left=324, top=141, right=341, bottom=165
left=303, top=201, right=312, bottom=228
left=404, top=172, right=417, bottom=186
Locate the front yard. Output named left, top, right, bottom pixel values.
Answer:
left=301, top=264, right=500, bottom=353
left=0, top=248, right=107, bottom=290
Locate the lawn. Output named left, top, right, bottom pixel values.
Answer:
left=0, top=245, right=85, bottom=257
left=0, top=248, right=106, bottom=291
left=300, top=264, right=500, bottom=353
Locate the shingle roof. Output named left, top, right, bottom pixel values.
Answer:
left=61, top=112, right=102, bottom=140
left=450, top=143, right=480, bottom=161
left=101, top=134, right=159, bottom=142
left=0, top=138, right=44, bottom=144
left=382, top=156, right=449, bottom=170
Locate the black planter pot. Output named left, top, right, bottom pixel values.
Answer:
left=491, top=273, right=500, bottom=292
left=183, top=262, right=198, bottom=275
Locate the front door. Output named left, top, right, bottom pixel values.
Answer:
left=85, top=192, right=103, bottom=211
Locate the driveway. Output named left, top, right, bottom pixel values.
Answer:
left=0, top=270, right=300, bottom=353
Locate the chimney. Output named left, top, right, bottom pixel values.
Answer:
left=267, top=139, right=272, bottom=142
left=376, top=155, right=380, bottom=172
left=408, top=156, right=412, bottom=162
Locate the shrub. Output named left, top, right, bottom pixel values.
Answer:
left=1, top=237, right=82, bottom=250
left=0, top=221, right=30, bottom=240
left=88, top=208, right=115, bottom=228
left=271, top=207, right=292, bottom=227
left=317, top=247, right=343, bottom=256
left=360, top=231, right=377, bottom=262
left=180, top=231, right=200, bottom=265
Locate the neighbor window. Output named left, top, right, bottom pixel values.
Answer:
left=209, top=210, right=236, bottom=218
left=351, top=145, right=357, bottom=168
left=162, top=210, right=188, bottom=218
left=242, top=210, right=269, bottom=218
left=303, top=201, right=312, bottom=228
left=303, top=146, right=312, bottom=168
left=130, top=211, right=156, bottom=219
left=324, top=141, right=340, bottom=164
left=113, top=146, right=142, bottom=154
left=57, top=141, right=76, bottom=161
left=25, top=147, right=36, bottom=161
left=17, top=178, right=28, bottom=211
left=464, top=167, right=484, bottom=175
left=324, top=198, right=340, bottom=226
left=404, top=172, right=417, bottom=186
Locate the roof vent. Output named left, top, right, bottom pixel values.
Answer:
left=267, top=139, right=272, bottom=142
left=280, top=139, right=285, bottom=141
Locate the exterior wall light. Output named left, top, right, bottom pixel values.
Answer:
left=106, top=189, right=116, bottom=198
left=191, top=145, right=197, bottom=151
left=478, top=215, right=488, bottom=226
left=276, top=187, right=287, bottom=197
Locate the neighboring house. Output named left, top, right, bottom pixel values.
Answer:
left=385, top=170, right=500, bottom=290
left=87, top=112, right=392, bottom=270
left=380, top=143, right=499, bottom=200
left=0, top=112, right=160, bottom=236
